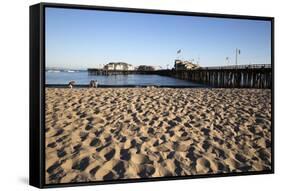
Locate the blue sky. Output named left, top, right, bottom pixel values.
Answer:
left=46, top=7, right=271, bottom=69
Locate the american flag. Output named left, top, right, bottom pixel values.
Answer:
left=237, top=49, right=241, bottom=54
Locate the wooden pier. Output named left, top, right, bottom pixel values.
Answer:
left=88, top=64, right=272, bottom=89
left=157, top=64, right=272, bottom=89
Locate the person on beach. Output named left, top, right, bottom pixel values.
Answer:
left=90, top=80, right=98, bottom=88
left=68, top=81, right=75, bottom=89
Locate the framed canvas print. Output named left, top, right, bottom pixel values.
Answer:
left=29, top=2, right=274, bottom=188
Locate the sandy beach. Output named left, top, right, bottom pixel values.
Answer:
left=45, top=88, right=271, bottom=184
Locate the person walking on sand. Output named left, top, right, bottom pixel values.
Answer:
left=68, top=81, right=75, bottom=89
left=90, top=80, right=98, bottom=88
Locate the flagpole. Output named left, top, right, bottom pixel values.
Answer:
left=235, top=48, right=238, bottom=66
left=176, top=49, right=181, bottom=70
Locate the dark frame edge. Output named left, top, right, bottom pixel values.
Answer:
left=29, top=3, right=44, bottom=189
left=43, top=170, right=273, bottom=189
left=271, top=17, right=275, bottom=174
left=41, top=2, right=273, bottom=20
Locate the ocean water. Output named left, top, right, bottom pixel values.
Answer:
left=46, top=71, right=203, bottom=87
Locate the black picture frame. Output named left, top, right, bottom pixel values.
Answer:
left=30, top=2, right=274, bottom=188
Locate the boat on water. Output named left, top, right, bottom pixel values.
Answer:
left=47, top=70, right=61, bottom=73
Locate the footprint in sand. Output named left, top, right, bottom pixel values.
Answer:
left=72, top=157, right=90, bottom=171
left=47, top=142, right=57, bottom=148
left=113, top=161, right=126, bottom=178
left=103, top=171, right=115, bottom=180
left=85, top=116, right=105, bottom=127
left=147, top=128, right=155, bottom=134
left=202, top=140, right=211, bottom=152
left=85, top=123, right=93, bottom=130
left=120, top=149, right=131, bottom=161
left=89, top=166, right=100, bottom=177
left=201, top=128, right=211, bottom=136
left=79, top=131, right=89, bottom=142
left=104, top=149, right=116, bottom=161
left=94, top=167, right=115, bottom=180
left=138, top=165, right=156, bottom=178
left=53, top=129, right=64, bottom=137
left=174, top=159, right=183, bottom=175
left=72, top=144, right=82, bottom=156
left=49, top=169, right=66, bottom=182
left=196, top=157, right=211, bottom=173
left=57, top=148, right=67, bottom=158
left=89, top=138, right=101, bottom=147
left=47, top=161, right=60, bottom=174
left=131, top=153, right=152, bottom=165
left=119, top=136, right=127, bottom=143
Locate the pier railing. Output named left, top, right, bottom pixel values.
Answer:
left=201, top=64, right=271, bottom=70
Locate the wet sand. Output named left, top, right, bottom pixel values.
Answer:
left=45, top=88, right=271, bottom=184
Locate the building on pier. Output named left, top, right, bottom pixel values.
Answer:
left=104, top=62, right=135, bottom=71
left=137, top=65, right=155, bottom=71
left=174, top=59, right=200, bottom=70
